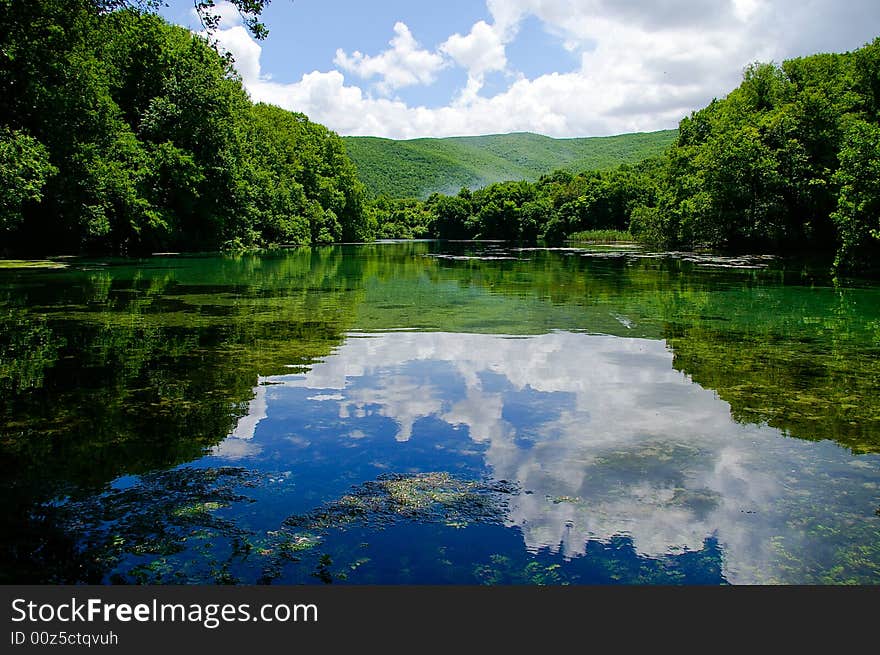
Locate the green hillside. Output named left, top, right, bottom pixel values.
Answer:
left=343, top=129, right=677, bottom=198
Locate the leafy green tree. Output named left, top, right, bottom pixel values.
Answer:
left=629, top=39, right=880, bottom=269
left=469, top=181, right=535, bottom=240
left=249, top=104, right=370, bottom=244
left=832, top=119, right=880, bottom=271
left=370, top=196, right=432, bottom=239
left=0, top=1, right=367, bottom=255
left=0, top=129, right=56, bottom=238
left=427, top=191, right=472, bottom=240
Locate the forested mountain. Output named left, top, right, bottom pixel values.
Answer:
left=0, top=0, right=372, bottom=255
left=343, top=130, right=677, bottom=199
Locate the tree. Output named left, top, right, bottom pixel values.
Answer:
left=0, top=129, right=56, bottom=237
left=832, top=119, right=880, bottom=271
left=628, top=41, right=880, bottom=266
left=0, top=1, right=368, bottom=255
left=427, top=192, right=471, bottom=240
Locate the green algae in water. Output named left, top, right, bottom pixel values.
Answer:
left=283, top=473, right=518, bottom=531
left=0, top=259, right=68, bottom=269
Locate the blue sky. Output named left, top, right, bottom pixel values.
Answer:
left=161, top=1, right=880, bottom=139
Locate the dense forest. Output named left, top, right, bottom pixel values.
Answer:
left=2, top=2, right=879, bottom=271
left=343, top=130, right=677, bottom=199
left=0, top=0, right=373, bottom=255
left=369, top=40, right=880, bottom=272
left=367, top=161, right=658, bottom=243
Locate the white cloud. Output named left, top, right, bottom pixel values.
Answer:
left=212, top=24, right=264, bottom=83
left=248, top=69, right=686, bottom=138
left=206, top=0, right=880, bottom=138
left=441, top=20, right=508, bottom=79
left=211, top=377, right=268, bottom=459
left=333, top=22, right=446, bottom=94
left=191, top=0, right=243, bottom=29
left=440, top=19, right=510, bottom=104
left=245, top=331, right=875, bottom=583
left=213, top=0, right=244, bottom=28
left=194, top=2, right=265, bottom=85
left=732, top=0, right=761, bottom=22
left=231, top=381, right=268, bottom=440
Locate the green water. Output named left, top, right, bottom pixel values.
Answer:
left=1, top=242, right=878, bottom=584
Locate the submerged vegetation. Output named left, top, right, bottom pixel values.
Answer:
left=283, top=473, right=519, bottom=531
left=22, top=463, right=728, bottom=585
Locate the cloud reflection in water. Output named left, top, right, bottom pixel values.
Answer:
left=218, top=331, right=879, bottom=584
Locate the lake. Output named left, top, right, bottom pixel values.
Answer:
left=1, top=241, right=878, bottom=584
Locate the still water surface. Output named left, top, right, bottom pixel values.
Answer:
left=1, top=242, right=878, bottom=584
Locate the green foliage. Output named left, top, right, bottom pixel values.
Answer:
left=344, top=130, right=677, bottom=199
left=0, top=129, right=56, bottom=236
left=370, top=196, right=434, bottom=239
left=246, top=103, right=370, bottom=245
left=370, top=161, right=660, bottom=245
left=631, top=39, right=880, bottom=271
left=0, top=1, right=367, bottom=255
left=831, top=119, right=880, bottom=271
left=469, top=180, right=537, bottom=240
left=568, top=229, right=634, bottom=243
left=426, top=190, right=472, bottom=239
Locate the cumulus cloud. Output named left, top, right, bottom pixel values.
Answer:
left=213, top=24, right=264, bottom=83
left=212, top=0, right=245, bottom=28
left=207, top=0, right=880, bottom=138
left=249, top=68, right=690, bottom=138
left=333, top=22, right=446, bottom=94
left=191, top=0, right=243, bottom=29
left=441, top=20, right=508, bottom=78
left=194, top=2, right=264, bottom=85
left=232, top=331, right=876, bottom=583
left=439, top=19, right=511, bottom=104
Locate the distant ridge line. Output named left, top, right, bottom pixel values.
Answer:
left=343, top=129, right=678, bottom=199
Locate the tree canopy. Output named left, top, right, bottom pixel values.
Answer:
left=0, top=0, right=369, bottom=255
